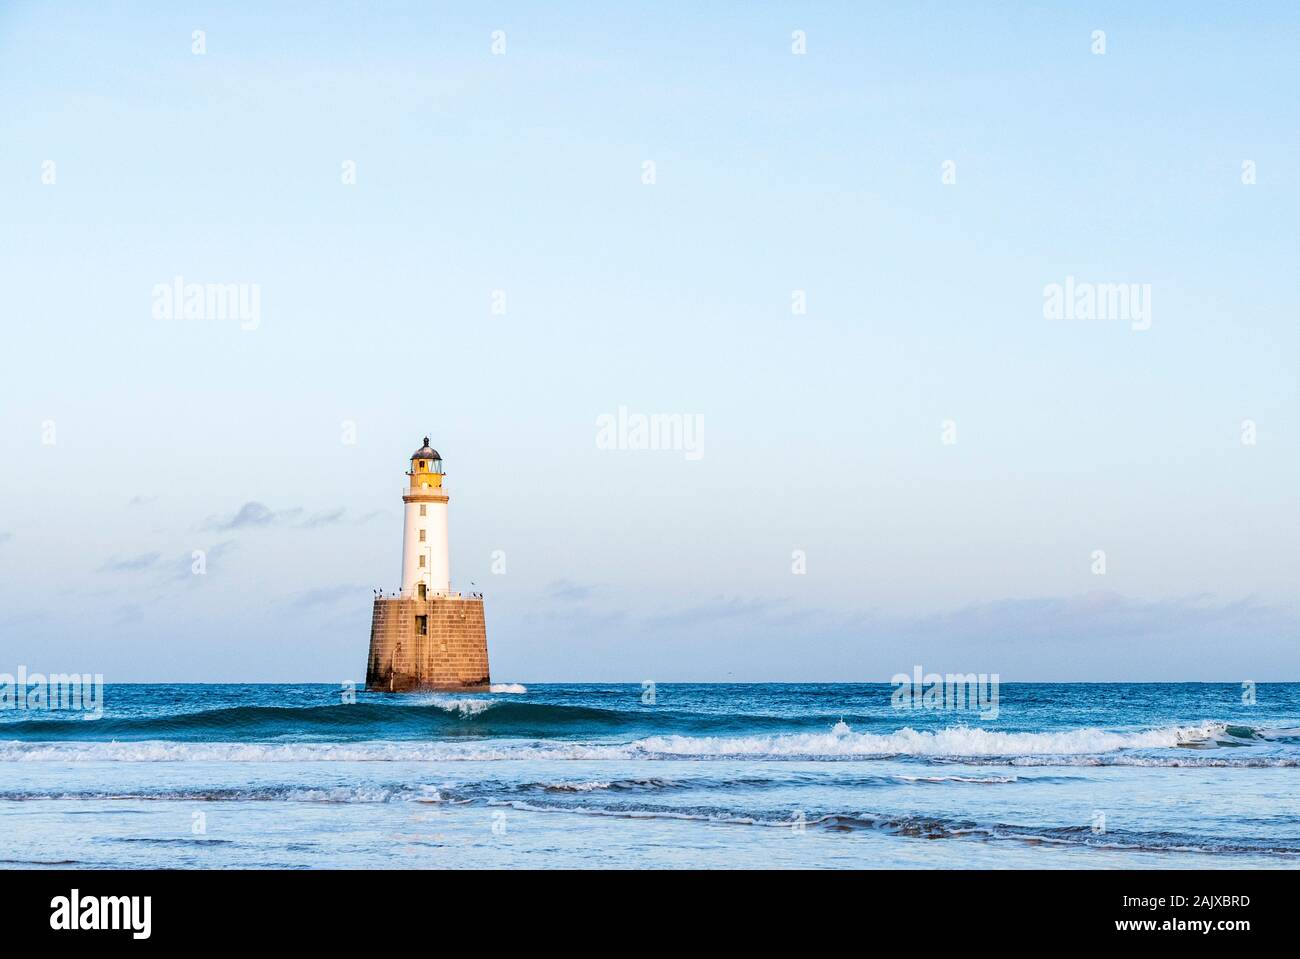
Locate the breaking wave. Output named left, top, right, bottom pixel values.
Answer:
left=1, top=719, right=1291, bottom=765
left=627, top=721, right=1231, bottom=758
left=0, top=699, right=622, bottom=741
left=1, top=699, right=824, bottom=742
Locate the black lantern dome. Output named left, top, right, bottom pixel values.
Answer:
left=410, top=437, right=443, bottom=473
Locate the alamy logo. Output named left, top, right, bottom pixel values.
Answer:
left=50, top=890, right=151, bottom=939
left=891, top=665, right=1000, bottom=720
left=152, top=275, right=261, bottom=331
left=1042, top=275, right=1151, bottom=331
left=596, top=406, right=704, bottom=461
left=0, top=667, right=103, bottom=719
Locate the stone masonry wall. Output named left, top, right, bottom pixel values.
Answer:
left=365, top=596, right=491, bottom=691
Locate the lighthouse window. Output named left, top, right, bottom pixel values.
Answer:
left=419, top=505, right=426, bottom=516
left=415, top=615, right=428, bottom=635
left=418, top=529, right=426, bottom=542
left=418, top=555, right=426, bottom=567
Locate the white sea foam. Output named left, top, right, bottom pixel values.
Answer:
left=541, top=780, right=614, bottom=792
left=629, top=721, right=1227, bottom=758
left=440, top=698, right=494, bottom=718
left=284, top=785, right=444, bottom=803
left=0, top=784, right=447, bottom=804
left=490, top=684, right=528, bottom=694
left=486, top=799, right=763, bottom=826
left=0, top=720, right=1258, bottom=764
left=897, top=774, right=1018, bottom=784
left=0, top=739, right=631, bottom=763
left=404, top=695, right=495, bottom=717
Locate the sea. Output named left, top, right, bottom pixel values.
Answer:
left=2, top=683, right=1298, bottom=869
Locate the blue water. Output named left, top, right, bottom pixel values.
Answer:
left=2, top=683, right=1298, bottom=868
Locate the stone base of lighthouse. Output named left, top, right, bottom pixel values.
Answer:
left=365, top=596, right=491, bottom=692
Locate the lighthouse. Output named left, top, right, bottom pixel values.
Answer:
left=401, top=437, right=451, bottom=598
left=365, top=437, right=491, bottom=692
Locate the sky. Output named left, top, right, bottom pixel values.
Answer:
left=1, top=2, right=1298, bottom=682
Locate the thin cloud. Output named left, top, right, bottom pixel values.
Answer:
left=100, top=551, right=162, bottom=572
left=287, top=584, right=360, bottom=608
left=206, top=501, right=302, bottom=531
left=297, top=508, right=347, bottom=529
left=172, top=540, right=238, bottom=581
left=646, top=595, right=784, bottom=629
left=526, top=603, right=629, bottom=629
left=112, top=603, right=144, bottom=624
left=548, top=579, right=597, bottom=602
left=591, top=591, right=1299, bottom=682
left=206, top=501, right=347, bottom=531
left=906, top=590, right=1289, bottom=643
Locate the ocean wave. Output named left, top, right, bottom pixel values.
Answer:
left=1002, top=755, right=1300, bottom=768
left=536, top=780, right=615, bottom=793
left=18, top=689, right=1283, bottom=760
left=0, top=719, right=1289, bottom=764
left=627, top=721, right=1231, bottom=758
left=474, top=801, right=1300, bottom=856
left=403, top=696, right=495, bottom=718
left=0, top=772, right=1029, bottom=805
left=0, top=699, right=633, bottom=741
left=0, top=859, right=83, bottom=866
left=897, top=774, right=1018, bottom=784
left=0, top=698, right=839, bottom=742
left=0, top=739, right=631, bottom=762
left=0, top=784, right=446, bottom=804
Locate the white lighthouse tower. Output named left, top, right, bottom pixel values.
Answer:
left=400, top=437, right=451, bottom=598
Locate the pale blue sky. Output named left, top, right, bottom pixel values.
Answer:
left=2, top=2, right=1298, bottom=681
